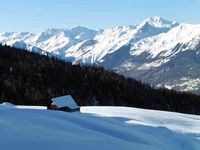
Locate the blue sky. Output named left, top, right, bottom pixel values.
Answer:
left=0, top=0, right=199, bottom=32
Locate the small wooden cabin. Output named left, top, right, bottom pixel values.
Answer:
left=48, top=95, right=80, bottom=112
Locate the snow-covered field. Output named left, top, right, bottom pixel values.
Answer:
left=0, top=103, right=200, bottom=150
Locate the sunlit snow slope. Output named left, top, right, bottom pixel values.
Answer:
left=0, top=103, right=200, bottom=150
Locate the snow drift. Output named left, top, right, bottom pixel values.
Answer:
left=0, top=103, right=200, bottom=150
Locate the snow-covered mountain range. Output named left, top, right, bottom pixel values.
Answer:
left=1, top=16, right=200, bottom=93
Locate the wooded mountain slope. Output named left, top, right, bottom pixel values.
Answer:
left=0, top=45, right=200, bottom=114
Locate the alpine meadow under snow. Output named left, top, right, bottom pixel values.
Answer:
left=0, top=103, right=200, bottom=150
left=1, top=16, right=200, bottom=93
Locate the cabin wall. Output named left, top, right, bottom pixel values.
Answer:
left=47, top=103, right=80, bottom=112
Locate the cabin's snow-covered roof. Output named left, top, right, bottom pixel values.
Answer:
left=51, top=95, right=79, bottom=109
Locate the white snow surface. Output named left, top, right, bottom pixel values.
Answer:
left=0, top=103, right=200, bottom=150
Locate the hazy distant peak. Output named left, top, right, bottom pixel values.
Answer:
left=141, top=16, right=178, bottom=28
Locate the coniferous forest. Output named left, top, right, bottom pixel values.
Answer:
left=0, top=44, right=200, bottom=115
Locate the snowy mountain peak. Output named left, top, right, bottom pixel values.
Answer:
left=69, top=25, right=93, bottom=31
left=44, top=28, right=64, bottom=34
left=66, top=25, right=98, bottom=35
left=113, top=25, right=136, bottom=30
left=142, top=16, right=178, bottom=28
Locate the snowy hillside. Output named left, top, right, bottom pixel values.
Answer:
left=1, top=16, right=200, bottom=93
left=0, top=103, right=200, bottom=150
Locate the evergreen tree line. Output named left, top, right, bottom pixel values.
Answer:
left=0, top=45, right=200, bottom=115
